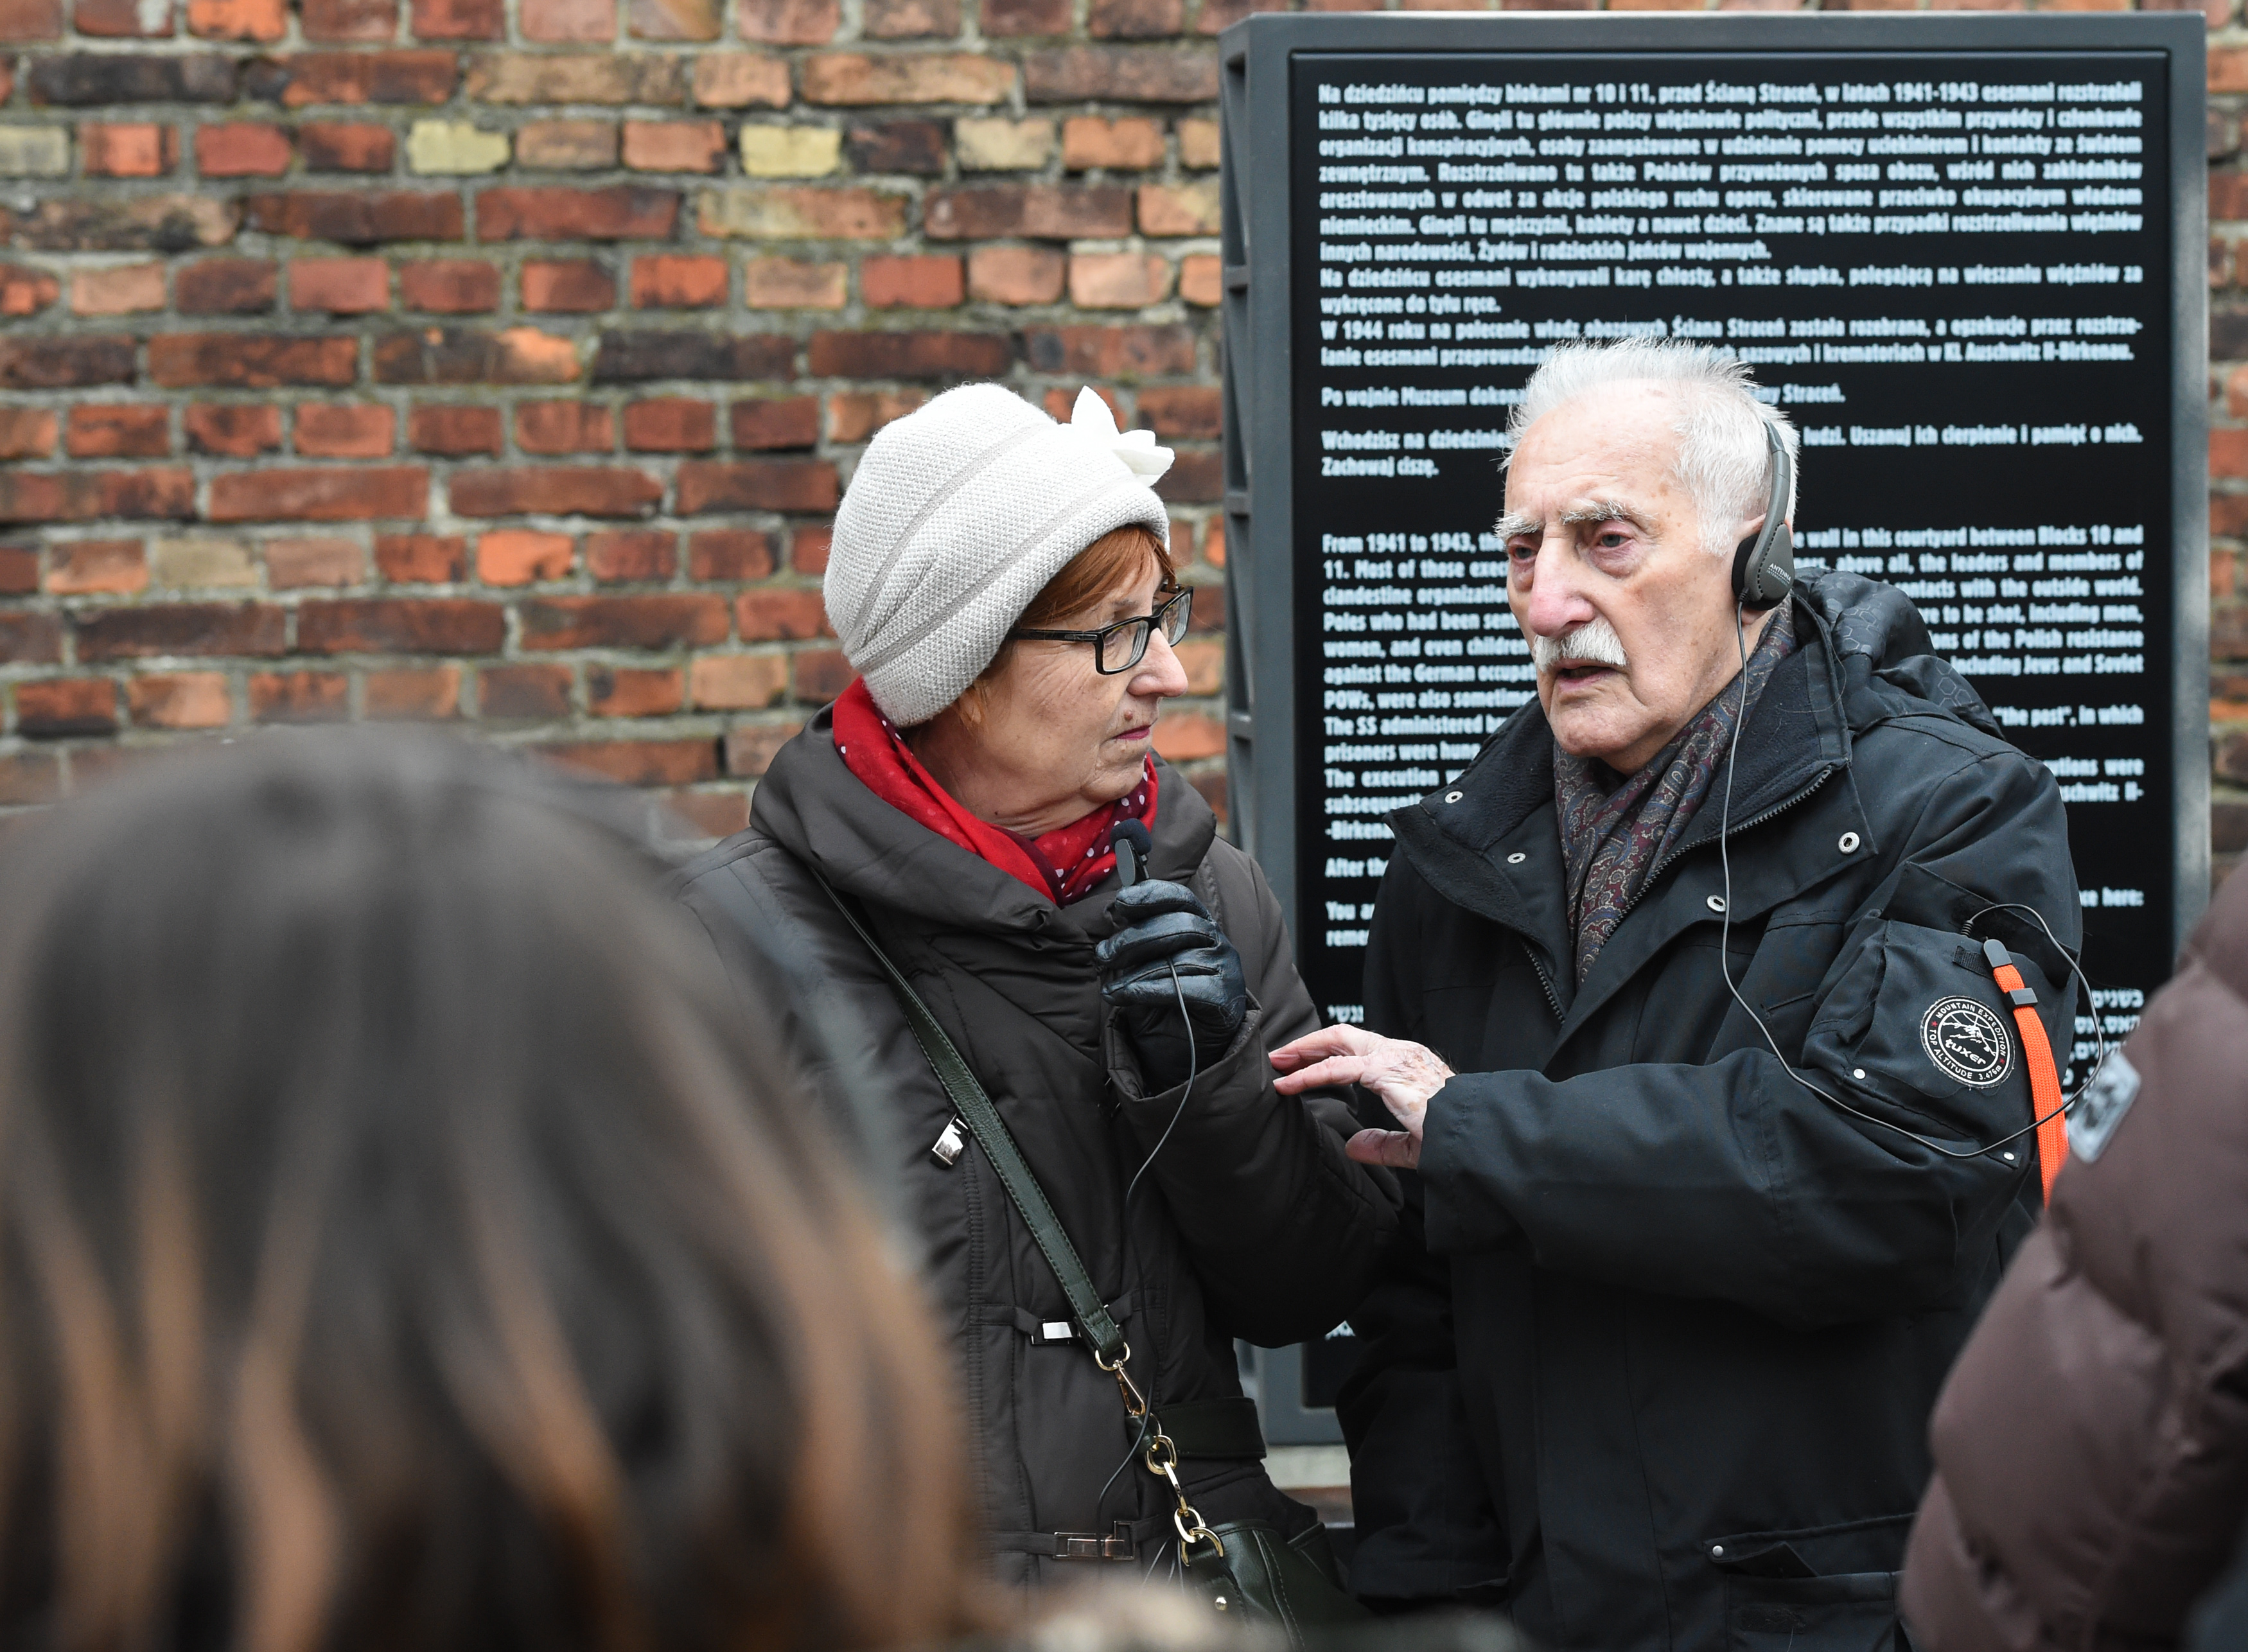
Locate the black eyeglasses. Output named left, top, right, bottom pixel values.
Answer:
left=1009, top=587, right=1193, bottom=675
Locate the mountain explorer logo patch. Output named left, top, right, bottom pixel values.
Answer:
left=1921, top=997, right=2013, bottom=1088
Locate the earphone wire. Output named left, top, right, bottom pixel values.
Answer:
left=1716, top=599, right=2105, bottom=1166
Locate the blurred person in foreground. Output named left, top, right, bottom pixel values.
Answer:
left=678, top=384, right=1400, bottom=1594
left=1271, top=342, right=2080, bottom=1649
left=1901, top=861, right=2248, bottom=1651
left=0, top=732, right=981, bottom=1652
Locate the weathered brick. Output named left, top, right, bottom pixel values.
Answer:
left=295, top=402, right=395, bottom=457
left=0, top=265, right=60, bottom=315
left=177, top=257, right=276, bottom=313
left=0, top=123, right=69, bottom=176
left=66, top=404, right=169, bottom=458
left=1023, top=322, right=1196, bottom=378
left=967, top=244, right=1066, bottom=304
left=374, top=531, right=468, bottom=580
left=149, top=534, right=254, bottom=586
left=243, top=51, right=453, bottom=105
left=1062, top=115, right=1163, bottom=170
left=735, top=587, right=827, bottom=639
left=1024, top=48, right=1216, bottom=103
left=588, top=665, right=683, bottom=716
left=1137, top=179, right=1220, bottom=236
left=843, top=118, right=945, bottom=173
left=373, top=326, right=581, bottom=385
left=538, top=737, right=718, bottom=786
left=480, top=661, right=573, bottom=716
left=186, top=0, right=283, bottom=38
left=71, top=264, right=168, bottom=315
left=1069, top=250, right=1171, bottom=307
left=14, top=195, right=238, bottom=252
left=0, top=608, right=64, bottom=664
left=631, top=253, right=728, bottom=308
left=589, top=330, right=793, bottom=382
left=792, top=648, right=852, bottom=701
left=478, top=186, right=680, bottom=241
left=520, top=593, right=728, bottom=649
left=46, top=538, right=148, bottom=593
left=515, top=400, right=615, bottom=453
left=1155, top=446, right=1219, bottom=502
left=0, top=410, right=57, bottom=459
left=698, top=186, right=907, bottom=239
left=739, top=123, right=842, bottom=177
left=730, top=395, right=820, bottom=450
left=624, top=118, right=727, bottom=172
left=477, top=528, right=574, bottom=583
left=400, top=259, right=501, bottom=313
left=1179, top=252, right=1220, bottom=306
left=675, top=458, right=838, bottom=513
left=83, top=121, right=177, bottom=177
left=1139, top=384, right=1219, bottom=439
left=861, top=252, right=963, bottom=309
left=300, top=0, right=397, bottom=39
left=464, top=51, right=685, bottom=106
left=517, top=119, right=619, bottom=169
left=0, top=335, right=136, bottom=389
left=411, top=0, right=500, bottom=35
left=523, top=260, right=617, bottom=312
left=243, top=190, right=463, bottom=243
left=629, top=0, right=715, bottom=39
left=450, top=466, right=660, bottom=518
left=150, top=334, right=357, bottom=389
left=196, top=121, right=290, bottom=175
left=186, top=405, right=283, bottom=457
left=523, top=0, right=610, bottom=39
left=129, top=672, right=233, bottom=728
left=292, top=121, right=392, bottom=172
left=28, top=53, right=233, bottom=104
left=622, top=399, right=715, bottom=452
left=73, top=0, right=165, bottom=33
left=983, top=0, right=1067, bottom=33
left=291, top=256, right=390, bottom=313
left=207, top=466, right=428, bottom=522
left=1089, top=0, right=1180, bottom=38
left=743, top=256, right=847, bottom=308
left=735, top=0, right=834, bottom=42
left=691, top=51, right=789, bottom=109
left=724, top=721, right=800, bottom=777
left=1179, top=118, right=1220, bottom=168
left=365, top=665, right=461, bottom=719
left=265, top=535, right=364, bottom=586
left=865, top=0, right=954, bottom=34
left=15, top=677, right=118, bottom=738
left=956, top=116, right=1054, bottom=171
left=687, top=528, right=774, bottom=580
left=802, top=53, right=1014, bottom=106
left=408, top=404, right=504, bottom=455
left=926, top=184, right=1132, bottom=240
left=0, top=470, right=193, bottom=523
left=807, top=328, right=1010, bottom=379
left=76, top=602, right=285, bottom=660
left=250, top=671, right=351, bottom=723
left=690, top=652, right=787, bottom=708
left=407, top=118, right=509, bottom=173
left=825, top=389, right=925, bottom=443
left=585, top=527, right=675, bottom=579
left=299, top=597, right=502, bottom=653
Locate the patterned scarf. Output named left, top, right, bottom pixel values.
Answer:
left=1554, top=602, right=1796, bottom=983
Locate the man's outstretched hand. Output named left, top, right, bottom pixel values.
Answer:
left=1270, top=1024, right=1454, bottom=1170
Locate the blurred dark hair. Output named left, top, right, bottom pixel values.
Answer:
left=0, top=732, right=979, bottom=1652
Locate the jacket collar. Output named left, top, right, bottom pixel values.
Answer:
left=751, top=704, right=1216, bottom=945
left=1391, top=591, right=1868, bottom=1032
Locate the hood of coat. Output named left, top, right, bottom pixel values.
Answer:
left=749, top=703, right=1218, bottom=942
left=1387, top=571, right=1985, bottom=945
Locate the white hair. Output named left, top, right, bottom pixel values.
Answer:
left=1506, top=342, right=1800, bottom=559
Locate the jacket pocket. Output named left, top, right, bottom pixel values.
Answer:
left=1804, top=920, right=2028, bottom=1114
left=1708, top=1515, right=1912, bottom=1652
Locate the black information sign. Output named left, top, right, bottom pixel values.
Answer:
left=1218, top=16, right=2207, bottom=1116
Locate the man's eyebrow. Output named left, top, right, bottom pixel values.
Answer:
left=1558, top=500, right=1651, bottom=530
left=1493, top=509, right=1540, bottom=538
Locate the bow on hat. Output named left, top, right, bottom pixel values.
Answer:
left=1069, top=387, right=1175, bottom=483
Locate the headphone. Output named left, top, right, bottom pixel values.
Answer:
left=1731, top=419, right=1797, bottom=610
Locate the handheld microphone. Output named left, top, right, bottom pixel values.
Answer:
left=1111, top=820, right=1152, bottom=890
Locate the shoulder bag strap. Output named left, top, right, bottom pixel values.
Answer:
left=812, top=874, right=1128, bottom=1365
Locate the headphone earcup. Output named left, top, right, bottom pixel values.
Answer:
left=1732, top=523, right=1795, bottom=610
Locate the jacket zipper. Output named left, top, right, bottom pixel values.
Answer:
left=1614, top=763, right=1839, bottom=933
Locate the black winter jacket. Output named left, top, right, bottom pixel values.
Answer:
left=676, top=711, right=1401, bottom=1589
left=1341, top=575, right=2081, bottom=1652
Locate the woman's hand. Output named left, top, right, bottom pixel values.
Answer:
left=1096, top=881, right=1247, bottom=1091
left=1270, top=1026, right=1453, bottom=1170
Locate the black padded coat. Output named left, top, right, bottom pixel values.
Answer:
left=675, top=711, right=1401, bottom=1590
left=1340, top=576, right=2082, bottom=1652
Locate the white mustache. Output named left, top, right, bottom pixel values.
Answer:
left=1531, top=617, right=1629, bottom=674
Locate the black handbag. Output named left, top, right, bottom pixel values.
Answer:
left=814, top=878, right=1371, bottom=1644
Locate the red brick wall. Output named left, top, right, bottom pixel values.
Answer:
left=0, top=0, right=2236, bottom=866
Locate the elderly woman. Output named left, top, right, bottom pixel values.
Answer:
left=678, top=384, right=1399, bottom=1597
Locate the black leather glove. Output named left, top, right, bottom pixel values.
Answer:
left=1096, top=880, right=1249, bottom=1091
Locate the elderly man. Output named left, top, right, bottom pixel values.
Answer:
left=1273, top=342, right=2081, bottom=1651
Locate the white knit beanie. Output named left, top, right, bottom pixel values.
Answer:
left=823, top=383, right=1175, bottom=727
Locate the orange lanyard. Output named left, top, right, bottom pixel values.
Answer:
left=1982, top=938, right=2068, bottom=1203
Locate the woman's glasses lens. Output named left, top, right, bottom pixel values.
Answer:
left=1094, top=591, right=1192, bottom=674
